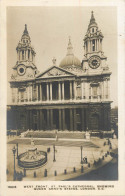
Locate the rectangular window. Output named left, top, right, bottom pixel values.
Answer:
left=20, top=91, right=24, bottom=102
left=33, top=85, right=36, bottom=101
left=76, top=82, right=81, bottom=99
left=92, top=86, right=97, bottom=98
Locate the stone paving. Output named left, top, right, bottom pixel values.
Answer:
left=7, top=136, right=118, bottom=181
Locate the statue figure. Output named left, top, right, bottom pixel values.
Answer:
left=31, top=138, right=35, bottom=146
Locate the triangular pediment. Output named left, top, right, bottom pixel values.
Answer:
left=36, top=66, right=75, bottom=79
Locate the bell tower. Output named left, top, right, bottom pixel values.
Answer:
left=84, top=11, right=103, bottom=56
left=11, top=24, right=38, bottom=80
left=82, top=11, right=109, bottom=74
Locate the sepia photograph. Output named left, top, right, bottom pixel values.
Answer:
left=6, top=6, right=119, bottom=182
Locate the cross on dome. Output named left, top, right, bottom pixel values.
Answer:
left=52, top=57, right=56, bottom=65
left=67, top=36, right=73, bottom=55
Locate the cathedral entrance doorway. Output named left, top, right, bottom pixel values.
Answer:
left=90, top=114, right=99, bottom=130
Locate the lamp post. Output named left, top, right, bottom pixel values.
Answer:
left=80, top=146, right=83, bottom=164
left=53, top=144, right=56, bottom=162
left=12, top=146, right=16, bottom=181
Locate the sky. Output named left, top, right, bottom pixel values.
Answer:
left=7, top=6, right=117, bottom=107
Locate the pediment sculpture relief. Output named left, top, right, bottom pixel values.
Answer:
left=47, top=68, right=67, bottom=76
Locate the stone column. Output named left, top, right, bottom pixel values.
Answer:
left=46, top=83, right=49, bottom=101
left=108, top=80, right=110, bottom=99
left=62, top=109, right=65, bottom=130
left=81, top=108, right=84, bottom=131
left=11, top=88, right=14, bottom=103
left=73, top=81, right=76, bottom=100
left=100, top=39, right=102, bottom=51
left=17, top=51, right=19, bottom=61
left=89, top=87, right=91, bottom=100
left=85, top=108, right=89, bottom=131
left=18, top=91, right=21, bottom=103
left=17, top=88, right=19, bottom=103
left=50, top=83, right=52, bottom=101
left=103, top=80, right=105, bottom=99
left=95, top=40, right=96, bottom=51
left=30, top=49, right=32, bottom=61
left=36, top=84, right=38, bottom=101
left=39, top=84, right=42, bottom=101
left=37, top=110, right=40, bottom=130
left=29, top=110, right=33, bottom=130
left=25, top=87, right=28, bottom=102
left=15, top=88, right=18, bottom=103
left=99, top=84, right=102, bottom=100
left=90, top=41, right=91, bottom=52
left=70, top=109, right=73, bottom=131
left=99, top=39, right=100, bottom=51
left=62, top=82, right=64, bottom=100
left=106, top=79, right=108, bottom=99
left=39, top=110, right=42, bottom=130
left=70, top=81, right=72, bottom=100
left=83, top=82, right=85, bottom=99
left=97, top=86, right=100, bottom=101
left=26, top=50, right=28, bottom=60
left=50, top=109, right=53, bottom=130
left=47, top=110, right=50, bottom=130
left=96, top=39, right=98, bottom=51
left=27, top=86, right=29, bottom=102
left=81, top=82, right=83, bottom=99
left=58, top=82, right=61, bottom=100
left=31, top=85, right=33, bottom=101
left=86, top=83, right=90, bottom=100
left=88, top=40, right=90, bottom=53
left=24, top=50, right=26, bottom=60
left=20, top=50, right=22, bottom=60
left=26, top=110, right=30, bottom=130
left=73, top=108, right=77, bottom=131
left=59, top=109, right=62, bottom=130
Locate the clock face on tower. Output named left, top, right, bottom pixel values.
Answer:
left=17, top=64, right=26, bottom=76
left=88, top=56, right=101, bottom=69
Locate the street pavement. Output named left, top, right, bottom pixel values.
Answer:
left=7, top=136, right=118, bottom=181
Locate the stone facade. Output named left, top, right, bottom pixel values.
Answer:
left=7, top=12, right=112, bottom=132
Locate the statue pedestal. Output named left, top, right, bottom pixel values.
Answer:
left=27, top=147, right=37, bottom=159
left=85, top=132, right=90, bottom=140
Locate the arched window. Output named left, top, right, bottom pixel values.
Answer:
left=22, top=50, right=24, bottom=60
left=28, top=50, right=30, bottom=60
left=92, top=40, right=95, bottom=51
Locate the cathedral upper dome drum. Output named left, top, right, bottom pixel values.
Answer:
left=59, top=37, right=81, bottom=70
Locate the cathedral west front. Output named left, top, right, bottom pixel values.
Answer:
left=7, top=11, right=112, bottom=132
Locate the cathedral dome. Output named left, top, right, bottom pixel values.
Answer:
left=59, top=37, right=81, bottom=69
